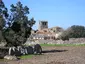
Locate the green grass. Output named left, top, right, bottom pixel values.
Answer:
left=19, top=54, right=34, bottom=59
left=19, top=54, right=42, bottom=59
left=40, top=43, right=85, bottom=47
left=0, top=59, right=4, bottom=61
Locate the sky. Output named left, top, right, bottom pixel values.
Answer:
left=3, top=0, right=85, bottom=30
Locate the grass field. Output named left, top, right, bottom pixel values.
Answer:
left=19, top=54, right=42, bottom=59
left=19, top=54, right=34, bottom=59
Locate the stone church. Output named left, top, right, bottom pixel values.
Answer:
left=30, top=21, right=64, bottom=40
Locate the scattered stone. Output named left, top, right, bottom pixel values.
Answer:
left=17, top=46, right=25, bottom=55
left=34, top=44, right=42, bottom=54
left=17, top=46, right=34, bottom=55
left=0, top=53, right=4, bottom=59
left=4, top=55, right=18, bottom=60
left=14, top=48, right=21, bottom=56
left=8, top=47, right=15, bottom=55
left=0, top=44, right=42, bottom=59
left=26, top=46, right=34, bottom=54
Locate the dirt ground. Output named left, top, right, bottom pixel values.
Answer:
left=1, top=46, right=85, bottom=64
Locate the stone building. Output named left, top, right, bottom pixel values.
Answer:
left=29, top=21, right=64, bottom=40
left=49, top=26, right=64, bottom=33
left=38, top=21, right=48, bottom=30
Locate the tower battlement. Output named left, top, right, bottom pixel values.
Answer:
left=38, top=21, right=48, bottom=30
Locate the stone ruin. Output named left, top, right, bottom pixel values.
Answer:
left=0, top=44, right=42, bottom=60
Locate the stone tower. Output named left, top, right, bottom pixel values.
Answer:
left=38, top=21, right=48, bottom=30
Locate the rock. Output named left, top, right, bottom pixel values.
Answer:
left=20, top=47, right=26, bottom=55
left=8, top=47, right=15, bottom=55
left=0, top=54, right=4, bottom=59
left=33, top=44, right=42, bottom=54
left=14, top=48, right=21, bottom=56
left=24, top=47, right=28, bottom=54
left=17, top=46, right=34, bottom=55
left=4, top=55, right=18, bottom=60
left=17, top=46, right=26, bottom=55
left=8, top=47, right=21, bottom=56
left=26, top=46, right=34, bottom=54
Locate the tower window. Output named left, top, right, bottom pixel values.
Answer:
left=42, top=22, right=47, bottom=25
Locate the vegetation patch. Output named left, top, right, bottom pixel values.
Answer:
left=19, top=54, right=42, bottom=59
left=19, top=55, right=34, bottom=59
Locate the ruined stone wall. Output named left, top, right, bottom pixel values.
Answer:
left=33, top=38, right=85, bottom=44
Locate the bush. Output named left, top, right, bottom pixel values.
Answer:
left=59, top=25, right=85, bottom=40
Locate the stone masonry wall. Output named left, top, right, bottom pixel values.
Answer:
left=33, top=38, right=85, bottom=44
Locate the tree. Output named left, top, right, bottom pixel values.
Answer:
left=69, top=25, right=85, bottom=38
left=0, top=0, right=8, bottom=43
left=0, top=0, right=8, bottom=29
left=58, top=25, right=85, bottom=40
left=2, top=1, right=35, bottom=47
left=0, top=1, right=8, bottom=18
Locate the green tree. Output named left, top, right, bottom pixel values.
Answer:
left=0, top=1, right=8, bottom=18
left=69, top=25, right=85, bottom=38
left=0, top=0, right=8, bottom=30
left=3, top=1, right=35, bottom=47
left=0, top=1, right=8, bottom=43
left=59, top=25, right=85, bottom=40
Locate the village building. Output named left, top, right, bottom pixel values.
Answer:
left=29, top=21, right=64, bottom=40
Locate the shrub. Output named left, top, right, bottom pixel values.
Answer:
left=58, top=25, right=85, bottom=40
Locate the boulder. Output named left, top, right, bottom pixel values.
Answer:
left=17, top=46, right=26, bottom=55
left=17, top=46, right=34, bottom=55
left=33, top=44, right=42, bottom=54
left=8, top=47, right=15, bottom=55
left=8, top=47, right=21, bottom=56
left=14, top=48, right=21, bottom=56
left=4, top=55, right=18, bottom=60
left=0, top=53, right=4, bottom=59
left=26, top=46, right=34, bottom=54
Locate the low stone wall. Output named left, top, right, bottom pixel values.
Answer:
left=33, top=38, right=85, bottom=44
left=0, top=46, right=34, bottom=58
left=0, top=44, right=42, bottom=59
